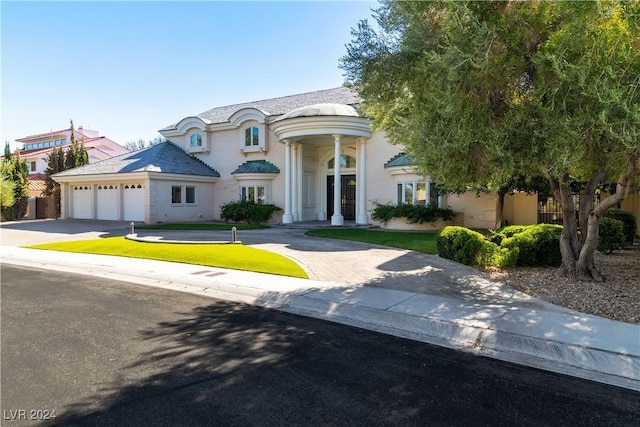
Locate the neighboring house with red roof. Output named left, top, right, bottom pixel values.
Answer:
left=10, top=126, right=129, bottom=197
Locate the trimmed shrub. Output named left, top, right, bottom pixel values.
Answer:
left=372, top=203, right=455, bottom=224
left=436, top=226, right=486, bottom=265
left=487, top=225, right=529, bottom=245
left=603, top=208, right=636, bottom=245
left=598, top=217, right=625, bottom=254
left=480, top=241, right=520, bottom=269
left=220, top=200, right=282, bottom=224
left=500, top=224, right=562, bottom=267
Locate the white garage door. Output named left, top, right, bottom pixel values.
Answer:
left=96, top=185, right=119, bottom=220
left=72, top=185, right=93, bottom=219
left=123, top=184, right=145, bottom=221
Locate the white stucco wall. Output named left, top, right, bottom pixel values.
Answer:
left=503, top=192, right=538, bottom=226
left=151, top=179, right=217, bottom=223
left=447, top=192, right=497, bottom=229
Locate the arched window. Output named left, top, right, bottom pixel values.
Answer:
left=328, top=155, right=356, bottom=169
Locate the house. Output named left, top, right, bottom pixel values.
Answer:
left=13, top=125, right=129, bottom=197
left=52, top=86, right=637, bottom=231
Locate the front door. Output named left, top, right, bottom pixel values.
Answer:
left=327, top=175, right=356, bottom=220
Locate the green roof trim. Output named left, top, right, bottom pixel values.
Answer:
left=384, top=153, right=416, bottom=168
left=231, top=160, right=280, bottom=175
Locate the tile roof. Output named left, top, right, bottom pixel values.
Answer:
left=53, top=142, right=220, bottom=178
left=231, top=160, right=280, bottom=175
left=162, top=86, right=361, bottom=130
left=384, top=153, right=416, bottom=168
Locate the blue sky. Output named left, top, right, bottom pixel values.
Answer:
left=1, top=0, right=377, bottom=150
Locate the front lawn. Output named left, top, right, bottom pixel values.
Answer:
left=305, top=228, right=439, bottom=254
left=137, top=223, right=268, bottom=231
left=26, top=237, right=308, bottom=279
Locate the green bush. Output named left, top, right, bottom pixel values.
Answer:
left=603, top=208, right=636, bottom=245
left=220, top=200, right=282, bottom=224
left=500, top=224, right=562, bottom=266
left=487, top=225, right=529, bottom=245
left=436, top=226, right=486, bottom=265
left=598, top=217, right=625, bottom=254
left=438, top=226, right=519, bottom=268
left=372, top=203, right=455, bottom=224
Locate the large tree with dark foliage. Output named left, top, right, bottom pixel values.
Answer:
left=341, top=0, right=640, bottom=281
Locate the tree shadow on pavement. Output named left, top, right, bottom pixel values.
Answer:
left=43, top=300, right=640, bottom=427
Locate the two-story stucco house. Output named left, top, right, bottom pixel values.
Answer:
left=53, top=86, right=639, bottom=230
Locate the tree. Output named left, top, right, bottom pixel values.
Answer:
left=1, top=142, right=29, bottom=220
left=64, top=120, right=89, bottom=170
left=43, top=119, right=89, bottom=217
left=124, top=135, right=166, bottom=152
left=341, top=0, right=640, bottom=281
left=43, top=146, right=66, bottom=217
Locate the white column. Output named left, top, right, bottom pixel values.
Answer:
left=282, top=139, right=294, bottom=224
left=331, top=134, right=344, bottom=226
left=296, top=142, right=304, bottom=222
left=357, top=137, right=368, bottom=225
left=292, top=143, right=300, bottom=222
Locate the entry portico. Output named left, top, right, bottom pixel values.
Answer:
left=271, top=103, right=372, bottom=225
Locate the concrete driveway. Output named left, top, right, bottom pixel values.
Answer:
left=0, top=219, right=558, bottom=310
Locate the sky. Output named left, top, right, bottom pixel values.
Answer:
left=1, top=0, right=378, bottom=151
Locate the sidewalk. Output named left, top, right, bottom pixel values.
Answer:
left=2, top=243, right=639, bottom=392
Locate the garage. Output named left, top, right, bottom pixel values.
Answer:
left=72, top=185, right=93, bottom=219
left=96, top=184, right=119, bottom=220
left=123, top=183, right=145, bottom=221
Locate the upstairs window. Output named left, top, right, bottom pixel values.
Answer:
left=190, top=133, right=203, bottom=148
left=244, top=127, right=259, bottom=147
left=29, top=161, right=37, bottom=172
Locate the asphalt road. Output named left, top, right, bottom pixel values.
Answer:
left=2, top=264, right=638, bottom=427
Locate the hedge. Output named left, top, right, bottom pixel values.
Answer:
left=220, top=200, right=282, bottom=224
left=598, top=217, right=625, bottom=253
left=603, top=208, right=636, bottom=245
left=372, top=203, right=455, bottom=224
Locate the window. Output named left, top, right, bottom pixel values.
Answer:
left=186, top=186, right=196, bottom=204
left=190, top=133, right=202, bottom=148
left=30, top=161, right=37, bottom=172
left=397, top=181, right=438, bottom=205
left=240, top=185, right=266, bottom=204
left=171, top=186, right=182, bottom=204
left=244, top=127, right=259, bottom=147
left=328, top=155, right=356, bottom=169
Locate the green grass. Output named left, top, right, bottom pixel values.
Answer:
left=137, top=223, right=268, bottom=231
left=305, top=228, right=439, bottom=254
left=26, top=237, right=308, bottom=279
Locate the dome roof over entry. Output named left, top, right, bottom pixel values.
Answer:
left=274, top=103, right=359, bottom=122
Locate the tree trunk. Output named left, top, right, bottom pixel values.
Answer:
left=494, top=189, right=507, bottom=230
left=553, top=154, right=640, bottom=282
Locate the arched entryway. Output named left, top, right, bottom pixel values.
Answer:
left=270, top=103, right=372, bottom=225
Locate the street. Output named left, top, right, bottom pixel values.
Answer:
left=2, top=264, right=638, bottom=426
